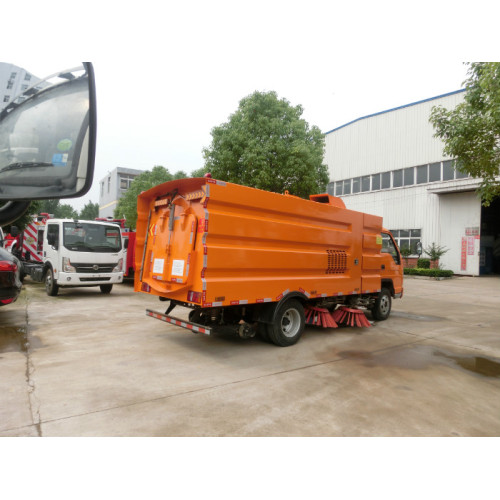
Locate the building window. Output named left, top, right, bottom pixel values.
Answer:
left=403, top=167, right=414, bottom=186
left=390, top=229, right=422, bottom=254
left=443, top=160, right=455, bottom=181
left=416, top=164, right=428, bottom=184
left=3, top=95, right=9, bottom=103
left=381, top=172, right=391, bottom=189
left=335, top=182, right=343, bottom=196
left=100, top=181, right=104, bottom=197
left=343, top=179, right=351, bottom=195
left=21, top=84, right=28, bottom=91
left=352, top=177, right=360, bottom=193
left=107, top=176, right=111, bottom=193
left=119, top=174, right=136, bottom=190
left=429, top=162, right=441, bottom=182
left=361, top=176, right=370, bottom=192
left=393, top=169, right=403, bottom=188
left=10, top=72, right=17, bottom=79
left=455, top=167, right=468, bottom=179
left=371, top=173, right=380, bottom=191
left=24, top=73, right=31, bottom=81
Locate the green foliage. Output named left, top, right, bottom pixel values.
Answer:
left=203, top=91, right=329, bottom=198
left=79, top=201, right=100, bottom=220
left=430, top=62, right=500, bottom=206
left=417, top=258, right=431, bottom=269
left=404, top=268, right=454, bottom=278
left=1, top=201, right=41, bottom=232
left=190, top=166, right=209, bottom=178
left=37, top=199, right=78, bottom=219
left=114, top=166, right=186, bottom=229
left=424, top=242, right=448, bottom=262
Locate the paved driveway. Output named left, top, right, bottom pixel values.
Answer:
left=1, top=276, right=499, bottom=436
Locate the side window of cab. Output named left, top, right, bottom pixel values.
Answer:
left=382, top=233, right=400, bottom=265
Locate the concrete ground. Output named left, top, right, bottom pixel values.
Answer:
left=0, top=275, right=499, bottom=437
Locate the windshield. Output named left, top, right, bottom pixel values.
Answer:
left=63, top=222, right=122, bottom=252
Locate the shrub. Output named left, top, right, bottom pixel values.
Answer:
left=417, top=258, right=431, bottom=269
left=404, top=268, right=453, bottom=278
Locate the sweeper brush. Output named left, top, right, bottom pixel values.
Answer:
left=305, top=306, right=338, bottom=328
left=331, top=306, right=371, bottom=328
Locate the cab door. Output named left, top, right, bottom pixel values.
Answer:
left=381, top=232, right=403, bottom=294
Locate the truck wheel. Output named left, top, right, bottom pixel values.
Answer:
left=100, top=284, right=113, bottom=294
left=45, top=268, right=59, bottom=296
left=372, top=288, right=391, bottom=321
left=267, top=299, right=305, bottom=347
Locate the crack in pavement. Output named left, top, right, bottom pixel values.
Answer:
left=23, top=291, right=42, bottom=437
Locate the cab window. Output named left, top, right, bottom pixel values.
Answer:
left=382, top=233, right=400, bottom=265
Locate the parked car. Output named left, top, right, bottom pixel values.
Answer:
left=0, top=246, right=22, bottom=306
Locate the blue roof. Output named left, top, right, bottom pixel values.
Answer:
left=324, top=89, right=466, bottom=135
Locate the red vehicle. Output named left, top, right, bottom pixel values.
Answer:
left=95, top=218, right=136, bottom=278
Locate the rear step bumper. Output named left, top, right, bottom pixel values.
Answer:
left=146, top=309, right=212, bottom=335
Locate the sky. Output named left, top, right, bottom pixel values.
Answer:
left=2, top=0, right=496, bottom=213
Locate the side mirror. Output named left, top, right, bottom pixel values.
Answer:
left=0, top=62, right=96, bottom=225
left=124, top=238, right=129, bottom=250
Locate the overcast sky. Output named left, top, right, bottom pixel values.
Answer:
left=3, top=0, right=495, bottom=212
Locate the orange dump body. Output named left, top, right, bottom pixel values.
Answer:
left=134, top=178, right=403, bottom=307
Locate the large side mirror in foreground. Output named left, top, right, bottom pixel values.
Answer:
left=0, top=62, right=96, bottom=225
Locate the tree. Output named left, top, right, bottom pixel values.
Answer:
left=1, top=201, right=41, bottom=233
left=202, top=91, right=329, bottom=198
left=114, top=166, right=186, bottom=229
left=430, top=62, right=500, bottom=206
left=79, top=201, right=99, bottom=220
left=36, top=199, right=78, bottom=219
left=424, top=242, right=448, bottom=268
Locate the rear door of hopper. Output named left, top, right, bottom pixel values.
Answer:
left=148, top=204, right=198, bottom=286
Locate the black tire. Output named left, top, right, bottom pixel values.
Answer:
left=45, top=267, right=59, bottom=296
left=267, top=299, right=305, bottom=347
left=100, top=284, right=113, bottom=294
left=372, top=288, right=392, bottom=321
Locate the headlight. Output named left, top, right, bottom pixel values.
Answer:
left=62, top=257, right=76, bottom=272
left=113, top=258, right=123, bottom=272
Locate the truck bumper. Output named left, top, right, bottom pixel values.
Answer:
left=57, top=272, right=124, bottom=286
left=146, top=309, right=212, bottom=335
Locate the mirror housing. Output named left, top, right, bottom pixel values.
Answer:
left=0, top=62, right=96, bottom=225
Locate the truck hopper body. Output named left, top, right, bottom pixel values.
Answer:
left=135, top=177, right=403, bottom=346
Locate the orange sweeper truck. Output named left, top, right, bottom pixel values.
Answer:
left=135, top=177, right=403, bottom=347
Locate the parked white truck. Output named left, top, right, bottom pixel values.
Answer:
left=10, top=216, right=125, bottom=295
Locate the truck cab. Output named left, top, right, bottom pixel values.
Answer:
left=42, top=219, right=125, bottom=295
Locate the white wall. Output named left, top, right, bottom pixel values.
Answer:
left=325, top=91, right=465, bottom=180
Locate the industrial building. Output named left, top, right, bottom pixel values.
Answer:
left=98, top=167, right=143, bottom=218
left=325, top=90, right=500, bottom=276
left=0, top=62, right=42, bottom=111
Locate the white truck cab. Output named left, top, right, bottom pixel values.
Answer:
left=43, top=219, right=125, bottom=296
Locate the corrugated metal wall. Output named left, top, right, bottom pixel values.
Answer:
left=325, top=92, right=465, bottom=179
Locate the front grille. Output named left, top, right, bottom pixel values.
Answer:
left=73, top=263, right=116, bottom=273
left=80, top=277, right=111, bottom=282
left=326, top=250, right=347, bottom=274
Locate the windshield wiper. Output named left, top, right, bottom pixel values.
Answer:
left=0, top=162, right=54, bottom=173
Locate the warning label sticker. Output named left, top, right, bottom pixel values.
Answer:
left=171, top=259, right=185, bottom=277
left=153, top=258, right=164, bottom=274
